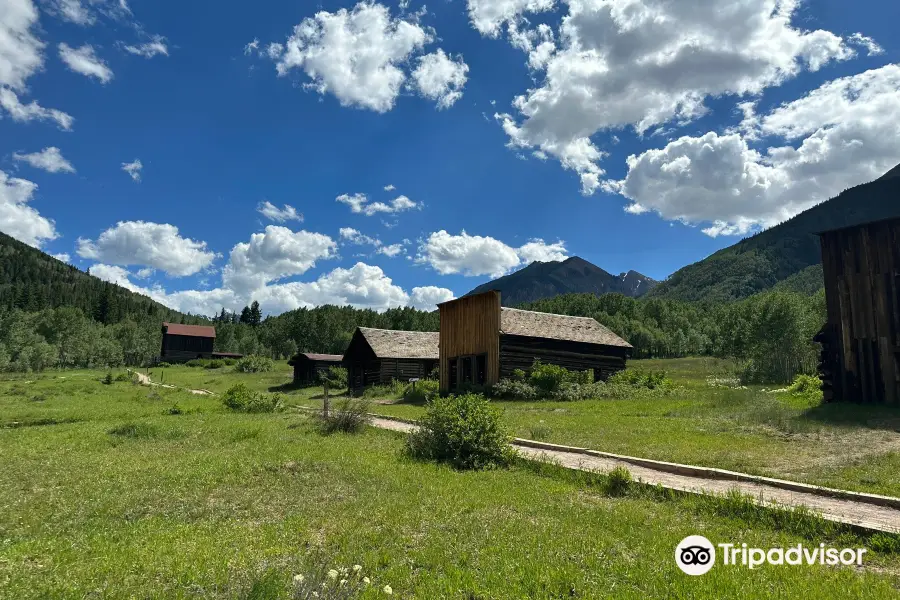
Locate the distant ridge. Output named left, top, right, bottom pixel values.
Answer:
left=649, top=163, right=900, bottom=302
left=465, top=256, right=658, bottom=307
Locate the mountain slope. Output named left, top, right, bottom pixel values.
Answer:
left=465, top=256, right=658, bottom=306
left=0, top=231, right=200, bottom=324
left=649, top=168, right=900, bottom=303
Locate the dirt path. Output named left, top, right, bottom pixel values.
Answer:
left=368, top=417, right=900, bottom=534
left=128, top=370, right=214, bottom=395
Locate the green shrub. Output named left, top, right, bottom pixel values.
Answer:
left=787, top=374, right=822, bottom=396
left=164, top=404, right=184, bottom=415
left=102, top=372, right=114, bottom=385
left=114, top=372, right=132, bottom=382
left=363, top=379, right=405, bottom=399
left=607, top=368, right=674, bottom=391
left=319, top=397, right=371, bottom=434
left=319, top=366, right=348, bottom=389
left=490, top=378, right=539, bottom=400
left=235, top=355, right=275, bottom=373
left=205, top=359, right=225, bottom=369
left=223, top=358, right=238, bottom=366
left=528, top=421, right=552, bottom=441
left=605, top=466, right=632, bottom=496
left=402, top=379, right=439, bottom=404
left=157, top=362, right=171, bottom=368
left=185, top=359, right=208, bottom=368
left=406, top=393, right=515, bottom=470
left=222, top=383, right=282, bottom=413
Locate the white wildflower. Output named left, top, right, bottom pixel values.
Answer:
left=340, top=579, right=347, bottom=586
left=293, top=574, right=304, bottom=583
left=383, top=584, right=393, bottom=595
left=328, top=569, right=338, bottom=580
left=353, top=564, right=362, bottom=573
left=363, top=576, right=371, bottom=585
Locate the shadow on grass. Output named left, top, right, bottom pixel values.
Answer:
left=799, top=402, right=900, bottom=431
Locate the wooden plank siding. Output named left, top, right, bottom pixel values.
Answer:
left=499, top=335, right=628, bottom=381
left=438, top=292, right=501, bottom=393
left=818, top=217, right=900, bottom=404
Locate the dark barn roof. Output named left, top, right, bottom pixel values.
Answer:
left=351, top=327, right=439, bottom=360
left=162, top=323, right=216, bottom=338
left=288, top=353, right=343, bottom=366
left=500, top=307, right=632, bottom=349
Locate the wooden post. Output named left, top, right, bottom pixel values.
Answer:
left=323, top=380, right=330, bottom=419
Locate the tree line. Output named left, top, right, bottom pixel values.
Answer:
left=0, top=287, right=822, bottom=384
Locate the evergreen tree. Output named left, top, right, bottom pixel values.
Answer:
left=239, top=306, right=251, bottom=324
left=249, top=301, right=262, bottom=327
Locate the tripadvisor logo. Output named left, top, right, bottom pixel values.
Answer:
left=675, top=535, right=867, bottom=576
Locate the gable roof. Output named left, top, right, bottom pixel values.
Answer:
left=288, top=353, right=343, bottom=365
left=354, top=327, right=439, bottom=359
left=500, top=307, right=632, bottom=349
left=162, top=322, right=216, bottom=338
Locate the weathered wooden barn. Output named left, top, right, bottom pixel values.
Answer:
left=438, top=291, right=632, bottom=393
left=288, top=353, right=343, bottom=385
left=816, top=216, right=900, bottom=404
left=160, top=323, right=216, bottom=362
left=342, top=327, right=439, bottom=395
left=159, top=323, right=242, bottom=363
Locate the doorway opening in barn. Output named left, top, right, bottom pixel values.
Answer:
left=449, top=354, right=487, bottom=391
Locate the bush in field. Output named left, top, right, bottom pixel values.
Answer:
left=205, top=359, right=225, bottom=369
left=363, top=379, right=405, bottom=399
left=319, top=366, right=348, bottom=389
left=490, top=378, right=539, bottom=400
left=222, top=383, right=282, bottom=413
left=788, top=374, right=821, bottom=395
left=319, top=397, right=371, bottom=434
left=406, top=393, right=515, bottom=470
left=605, top=466, right=632, bottom=496
left=115, top=372, right=131, bottom=382
left=529, top=361, right=592, bottom=394
left=156, top=362, right=171, bottom=368
left=102, top=372, right=114, bottom=385
left=607, top=368, right=674, bottom=391
left=222, top=358, right=238, bottom=366
left=402, top=379, right=439, bottom=404
left=235, top=355, right=274, bottom=373
left=185, top=359, right=207, bottom=368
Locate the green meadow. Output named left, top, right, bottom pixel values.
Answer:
left=2, top=360, right=900, bottom=598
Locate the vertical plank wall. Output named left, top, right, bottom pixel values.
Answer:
left=820, top=217, right=900, bottom=404
left=438, top=292, right=501, bottom=393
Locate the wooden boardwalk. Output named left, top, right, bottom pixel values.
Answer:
left=369, top=416, right=900, bottom=534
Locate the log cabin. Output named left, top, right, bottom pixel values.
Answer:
left=342, top=327, right=439, bottom=395
left=159, top=322, right=242, bottom=363
left=816, top=216, right=900, bottom=404
left=288, top=353, right=343, bottom=385
left=438, top=291, right=632, bottom=393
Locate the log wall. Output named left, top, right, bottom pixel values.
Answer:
left=499, top=335, right=629, bottom=381
left=819, top=217, right=900, bottom=404
left=439, top=292, right=501, bottom=392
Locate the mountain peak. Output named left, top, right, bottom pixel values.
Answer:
left=879, top=163, right=900, bottom=181
left=465, top=256, right=658, bottom=306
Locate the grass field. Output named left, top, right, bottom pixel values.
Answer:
left=3, top=362, right=900, bottom=598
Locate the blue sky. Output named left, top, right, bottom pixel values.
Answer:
left=1, top=0, right=898, bottom=316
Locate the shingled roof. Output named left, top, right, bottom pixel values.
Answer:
left=500, top=308, right=632, bottom=349
left=356, top=327, right=439, bottom=359
left=288, top=353, right=343, bottom=366
left=162, top=323, right=216, bottom=338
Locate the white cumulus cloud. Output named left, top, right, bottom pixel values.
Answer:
left=121, top=159, right=142, bottom=181
left=0, top=88, right=74, bottom=130
left=58, top=43, right=113, bottom=83
left=418, top=230, right=570, bottom=276
left=123, top=36, right=168, bottom=58
left=12, top=147, right=75, bottom=173
left=336, top=192, right=421, bottom=216
left=612, top=64, right=900, bottom=236
left=411, top=49, right=469, bottom=109
left=483, top=0, right=857, bottom=194
left=76, top=221, right=218, bottom=277
left=410, top=285, right=455, bottom=310
left=0, top=169, right=57, bottom=247
left=258, top=201, right=303, bottom=223
left=222, top=225, right=338, bottom=294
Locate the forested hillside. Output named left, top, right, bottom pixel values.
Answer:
left=649, top=170, right=900, bottom=302
left=0, top=231, right=201, bottom=325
